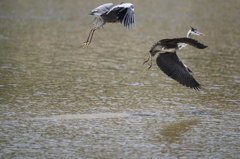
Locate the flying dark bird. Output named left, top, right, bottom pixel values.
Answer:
left=82, top=2, right=136, bottom=48
left=143, top=28, right=207, bottom=90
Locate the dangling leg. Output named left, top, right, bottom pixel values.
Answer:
left=87, top=29, right=96, bottom=46
left=147, top=55, right=152, bottom=70
left=82, top=28, right=96, bottom=48
left=143, top=54, right=153, bottom=70
left=143, top=54, right=150, bottom=65
left=82, top=29, right=93, bottom=47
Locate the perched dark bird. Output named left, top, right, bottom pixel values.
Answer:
left=82, top=2, right=136, bottom=48
left=143, top=28, right=208, bottom=90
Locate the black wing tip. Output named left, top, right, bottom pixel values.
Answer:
left=173, top=77, right=202, bottom=90
left=161, top=68, right=202, bottom=90
left=198, top=44, right=208, bottom=49
left=191, top=84, right=202, bottom=91
left=172, top=80, right=201, bottom=90
left=181, top=76, right=202, bottom=90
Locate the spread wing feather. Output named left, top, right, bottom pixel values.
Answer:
left=156, top=52, right=201, bottom=90
left=160, top=38, right=207, bottom=49
left=108, top=3, right=135, bottom=30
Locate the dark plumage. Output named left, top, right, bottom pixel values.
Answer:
left=149, top=38, right=207, bottom=56
left=156, top=52, right=201, bottom=90
left=143, top=28, right=208, bottom=90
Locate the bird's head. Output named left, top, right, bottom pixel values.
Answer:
left=190, top=27, right=205, bottom=36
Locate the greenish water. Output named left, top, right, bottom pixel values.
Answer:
left=1, top=0, right=239, bottom=158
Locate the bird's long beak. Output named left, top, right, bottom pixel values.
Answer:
left=197, top=31, right=205, bottom=36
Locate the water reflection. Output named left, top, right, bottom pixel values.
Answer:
left=160, top=119, right=199, bottom=143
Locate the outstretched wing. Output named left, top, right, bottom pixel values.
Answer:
left=156, top=52, right=201, bottom=90
left=90, top=3, right=113, bottom=16
left=108, top=3, right=136, bottom=30
left=160, top=38, right=208, bottom=49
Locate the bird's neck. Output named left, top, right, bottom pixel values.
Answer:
left=187, top=30, right=192, bottom=38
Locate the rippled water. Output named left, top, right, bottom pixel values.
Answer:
left=1, top=0, right=240, bottom=158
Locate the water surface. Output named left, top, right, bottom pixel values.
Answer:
left=1, top=0, right=240, bottom=158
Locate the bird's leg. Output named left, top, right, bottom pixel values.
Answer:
left=143, top=54, right=152, bottom=70
left=82, top=29, right=93, bottom=48
left=82, top=28, right=96, bottom=48
left=143, top=54, right=150, bottom=65
left=87, top=29, right=96, bottom=45
left=147, top=55, right=152, bottom=69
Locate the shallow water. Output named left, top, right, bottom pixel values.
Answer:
left=1, top=0, right=240, bottom=158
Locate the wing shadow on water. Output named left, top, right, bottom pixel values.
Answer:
left=159, top=119, right=200, bottom=143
